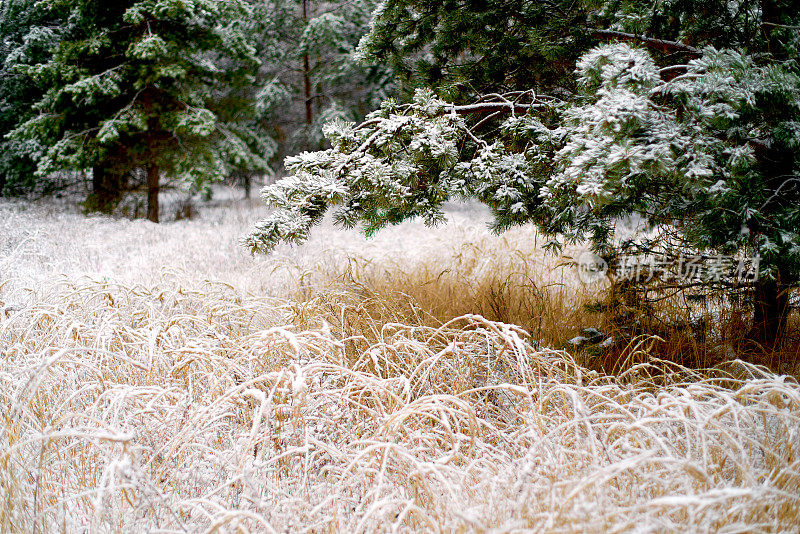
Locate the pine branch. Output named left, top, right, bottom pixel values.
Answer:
left=353, top=98, right=545, bottom=135
left=658, top=65, right=689, bottom=80
left=589, top=28, right=703, bottom=58
left=761, top=21, right=800, bottom=30
left=451, top=102, right=536, bottom=115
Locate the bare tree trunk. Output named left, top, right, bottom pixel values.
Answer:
left=748, top=271, right=791, bottom=350
left=243, top=172, right=251, bottom=199
left=303, top=54, right=313, bottom=126
left=89, top=165, right=125, bottom=213
left=146, top=163, right=159, bottom=223
left=302, top=0, right=313, bottom=127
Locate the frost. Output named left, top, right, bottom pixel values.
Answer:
left=245, top=88, right=469, bottom=252
left=166, top=108, right=218, bottom=137
left=577, top=42, right=660, bottom=91
left=2, top=196, right=799, bottom=532
left=127, top=34, right=168, bottom=60
left=62, top=70, right=123, bottom=105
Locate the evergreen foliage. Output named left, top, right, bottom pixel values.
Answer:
left=8, top=0, right=266, bottom=219
left=247, top=0, right=800, bottom=347
left=0, top=0, right=55, bottom=195
left=355, top=0, right=593, bottom=99
left=248, top=0, right=395, bottom=156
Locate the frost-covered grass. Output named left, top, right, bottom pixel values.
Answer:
left=1, top=192, right=799, bottom=532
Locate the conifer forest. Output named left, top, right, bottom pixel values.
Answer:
left=1, top=0, right=799, bottom=531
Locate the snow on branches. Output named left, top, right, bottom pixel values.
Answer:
left=247, top=43, right=800, bottom=278
left=546, top=43, right=800, bottom=270
left=244, top=89, right=544, bottom=253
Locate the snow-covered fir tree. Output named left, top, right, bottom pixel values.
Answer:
left=9, top=0, right=267, bottom=220
left=247, top=0, right=800, bottom=348
left=0, top=0, right=56, bottom=195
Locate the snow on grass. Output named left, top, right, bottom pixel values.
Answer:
left=0, top=191, right=496, bottom=292
left=1, top=195, right=799, bottom=532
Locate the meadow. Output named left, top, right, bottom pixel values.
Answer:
left=1, top=191, right=798, bottom=532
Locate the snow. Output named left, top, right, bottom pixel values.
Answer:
left=0, top=188, right=493, bottom=295
left=1, top=192, right=798, bottom=532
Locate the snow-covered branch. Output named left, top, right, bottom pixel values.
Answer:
left=247, top=42, right=800, bottom=282
left=589, top=28, right=703, bottom=58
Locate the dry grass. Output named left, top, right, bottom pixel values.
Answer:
left=1, top=195, right=799, bottom=532
left=303, top=228, right=800, bottom=376
left=312, top=227, right=598, bottom=346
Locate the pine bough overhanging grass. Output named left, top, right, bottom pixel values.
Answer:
left=245, top=43, right=800, bottom=286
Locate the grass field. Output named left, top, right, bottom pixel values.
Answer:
left=1, top=192, right=799, bottom=532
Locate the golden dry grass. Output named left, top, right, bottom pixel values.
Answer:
left=1, top=197, right=799, bottom=532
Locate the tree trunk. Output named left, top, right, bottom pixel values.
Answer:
left=748, top=272, right=791, bottom=350
left=302, top=0, right=313, bottom=128
left=744, top=86, right=796, bottom=350
left=243, top=172, right=251, bottom=199
left=303, top=54, right=313, bottom=127
left=89, top=165, right=125, bottom=213
left=146, top=163, right=159, bottom=223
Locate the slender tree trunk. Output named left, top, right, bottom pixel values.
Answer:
left=89, top=165, right=124, bottom=213
left=302, top=0, right=313, bottom=127
left=243, top=172, right=251, bottom=200
left=748, top=270, right=792, bottom=349
left=146, top=163, right=159, bottom=223
left=303, top=53, right=313, bottom=126
left=744, top=75, right=796, bottom=350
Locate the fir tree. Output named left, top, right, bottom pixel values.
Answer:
left=0, top=0, right=55, bottom=195
left=355, top=0, right=593, bottom=100
left=248, top=0, right=395, bottom=159
left=10, top=0, right=267, bottom=221
left=247, top=0, right=800, bottom=349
